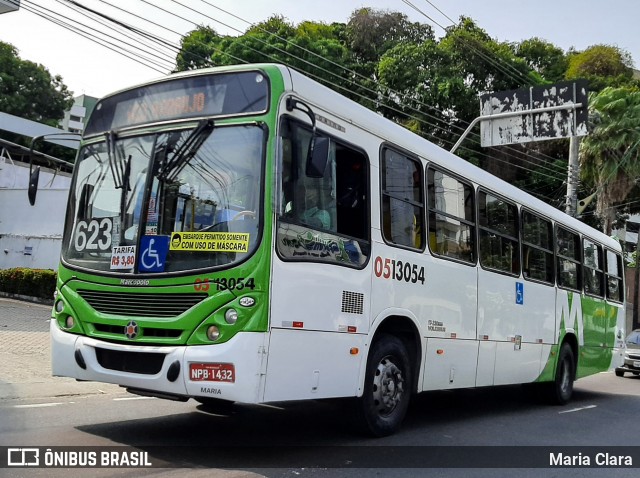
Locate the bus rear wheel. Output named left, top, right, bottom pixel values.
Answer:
left=357, top=334, right=412, bottom=437
left=547, top=343, right=575, bottom=405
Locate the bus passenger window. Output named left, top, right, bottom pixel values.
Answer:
left=583, top=239, right=604, bottom=297
left=556, top=227, right=581, bottom=291
left=522, top=211, right=554, bottom=284
left=381, top=148, right=424, bottom=250
left=606, top=250, right=624, bottom=302
left=478, top=191, right=519, bottom=275
left=427, top=167, right=475, bottom=263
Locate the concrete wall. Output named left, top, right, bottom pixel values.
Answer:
left=0, top=161, right=71, bottom=270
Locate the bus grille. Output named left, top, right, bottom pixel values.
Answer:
left=95, top=348, right=165, bottom=374
left=92, top=323, right=183, bottom=338
left=341, top=290, right=364, bottom=314
left=77, top=290, right=207, bottom=318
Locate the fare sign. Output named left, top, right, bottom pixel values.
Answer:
left=190, top=363, right=235, bottom=383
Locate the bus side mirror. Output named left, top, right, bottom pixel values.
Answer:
left=306, top=136, right=329, bottom=178
left=28, top=166, right=41, bottom=206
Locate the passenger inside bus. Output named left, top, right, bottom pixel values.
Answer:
left=300, top=187, right=331, bottom=229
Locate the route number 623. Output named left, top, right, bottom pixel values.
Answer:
left=74, top=218, right=113, bottom=252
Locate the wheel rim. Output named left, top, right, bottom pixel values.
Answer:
left=372, top=355, right=405, bottom=417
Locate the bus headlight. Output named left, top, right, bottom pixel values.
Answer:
left=55, top=300, right=65, bottom=313
left=207, top=325, right=220, bottom=341
left=224, top=308, right=238, bottom=324
left=65, top=316, right=75, bottom=329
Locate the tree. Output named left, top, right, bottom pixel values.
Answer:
left=377, top=40, right=471, bottom=147
left=514, top=37, right=568, bottom=83
left=0, top=41, right=73, bottom=126
left=176, top=16, right=352, bottom=89
left=580, top=86, right=640, bottom=234
left=438, top=17, right=539, bottom=95
left=565, top=45, right=637, bottom=93
left=346, top=8, right=433, bottom=65
left=175, top=25, right=219, bottom=71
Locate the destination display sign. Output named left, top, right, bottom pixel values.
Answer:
left=85, top=71, right=269, bottom=135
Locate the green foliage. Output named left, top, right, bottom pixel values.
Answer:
left=514, top=37, right=568, bottom=83
left=175, top=25, right=219, bottom=71
left=565, top=45, right=636, bottom=92
left=0, top=268, right=56, bottom=300
left=173, top=8, right=640, bottom=226
left=580, top=86, right=640, bottom=233
left=0, top=41, right=73, bottom=125
left=438, top=17, right=538, bottom=94
left=377, top=40, right=471, bottom=147
left=346, top=8, right=433, bottom=64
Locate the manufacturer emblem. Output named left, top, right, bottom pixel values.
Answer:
left=124, top=321, right=139, bottom=339
left=239, top=297, right=255, bottom=307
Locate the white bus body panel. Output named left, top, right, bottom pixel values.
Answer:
left=266, top=256, right=372, bottom=401
left=477, top=269, right=555, bottom=385
left=422, top=338, right=479, bottom=390
left=476, top=341, right=496, bottom=387
left=51, top=320, right=269, bottom=403
left=494, top=342, right=543, bottom=385
left=262, top=328, right=366, bottom=402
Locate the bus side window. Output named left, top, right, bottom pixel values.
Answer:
left=427, top=167, right=475, bottom=263
left=605, top=249, right=624, bottom=302
left=583, top=239, right=604, bottom=297
left=556, top=227, right=581, bottom=291
left=276, top=117, right=371, bottom=266
left=381, top=148, right=424, bottom=250
left=335, top=146, right=368, bottom=240
left=522, top=210, right=554, bottom=284
left=478, top=190, right=519, bottom=275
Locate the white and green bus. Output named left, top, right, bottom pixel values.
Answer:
left=48, top=63, right=626, bottom=436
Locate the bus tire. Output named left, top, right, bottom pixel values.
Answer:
left=547, top=343, right=575, bottom=405
left=194, top=397, right=235, bottom=415
left=357, top=334, right=412, bottom=437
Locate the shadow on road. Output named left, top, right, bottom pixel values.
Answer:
left=74, top=381, right=630, bottom=469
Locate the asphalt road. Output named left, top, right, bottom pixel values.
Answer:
left=1, top=297, right=639, bottom=477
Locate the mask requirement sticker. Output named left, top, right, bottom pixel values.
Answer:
left=170, top=232, right=250, bottom=253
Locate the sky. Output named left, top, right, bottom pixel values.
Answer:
left=0, top=0, right=638, bottom=98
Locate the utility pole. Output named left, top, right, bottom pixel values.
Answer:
left=634, top=222, right=640, bottom=331
left=565, top=137, right=580, bottom=217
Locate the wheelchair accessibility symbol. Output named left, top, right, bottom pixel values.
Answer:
left=139, top=236, right=170, bottom=272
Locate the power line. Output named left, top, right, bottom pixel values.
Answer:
left=187, top=0, right=567, bottom=184
left=12, top=0, right=169, bottom=74
left=403, top=0, right=533, bottom=85
left=10, top=0, right=566, bottom=199
left=61, top=0, right=178, bottom=68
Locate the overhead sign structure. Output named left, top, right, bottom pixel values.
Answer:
left=479, top=80, right=588, bottom=148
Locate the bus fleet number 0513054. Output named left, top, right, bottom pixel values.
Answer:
left=374, top=256, right=425, bottom=285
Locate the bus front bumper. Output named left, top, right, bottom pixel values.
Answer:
left=50, top=320, right=267, bottom=403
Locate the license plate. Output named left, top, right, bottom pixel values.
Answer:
left=190, top=363, right=235, bottom=382
left=633, top=361, right=640, bottom=368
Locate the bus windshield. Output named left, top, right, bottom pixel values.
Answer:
left=62, top=124, right=264, bottom=274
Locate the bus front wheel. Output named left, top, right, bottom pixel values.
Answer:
left=357, top=334, right=412, bottom=437
left=194, top=397, right=235, bottom=415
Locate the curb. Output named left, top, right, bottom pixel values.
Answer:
left=0, top=291, right=53, bottom=306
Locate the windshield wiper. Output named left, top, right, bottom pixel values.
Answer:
left=160, top=119, right=215, bottom=182
left=105, top=130, right=131, bottom=191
